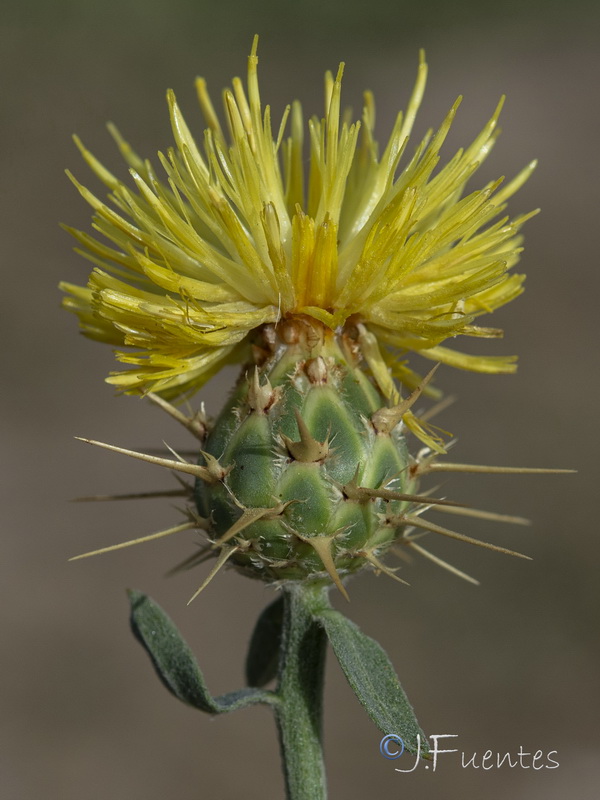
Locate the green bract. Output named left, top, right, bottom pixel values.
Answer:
left=194, top=320, right=432, bottom=596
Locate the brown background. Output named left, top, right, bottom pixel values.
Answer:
left=2, top=1, right=598, bottom=797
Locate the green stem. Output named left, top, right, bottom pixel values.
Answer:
left=274, top=584, right=329, bottom=800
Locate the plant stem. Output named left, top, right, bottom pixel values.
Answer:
left=275, top=583, right=329, bottom=800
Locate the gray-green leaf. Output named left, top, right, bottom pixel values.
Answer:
left=245, top=594, right=284, bottom=687
left=128, top=590, right=275, bottom=713
left=314, top=607, right=428, bottom=756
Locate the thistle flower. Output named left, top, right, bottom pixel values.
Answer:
left=61, top=37, right=536, bottom=404
left=63, top=41, right=574, bottom=797
left=62, top=36, right=564, bottom=602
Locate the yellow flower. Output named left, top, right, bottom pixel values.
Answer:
left=60, top=36, right=536, bottom=399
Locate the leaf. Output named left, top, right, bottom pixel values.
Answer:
left=128, top=590, right=275, bottom=713
left=245, top=594, right=284, bottom=687
left=313, top=607, right=428, bottom=756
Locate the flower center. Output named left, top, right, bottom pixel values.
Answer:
left=291, top=212, right=338, bottom=312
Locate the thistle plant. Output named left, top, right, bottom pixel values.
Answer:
left=61, top=38, right=570, bottom=798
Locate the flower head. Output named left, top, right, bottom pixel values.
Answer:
left=61, top=37, right=535, bottom=399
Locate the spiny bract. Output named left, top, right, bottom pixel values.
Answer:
left=195, top=320, right=425, bottom=596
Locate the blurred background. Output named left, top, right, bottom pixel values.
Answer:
left=2, top=1, right=598, bottom=797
